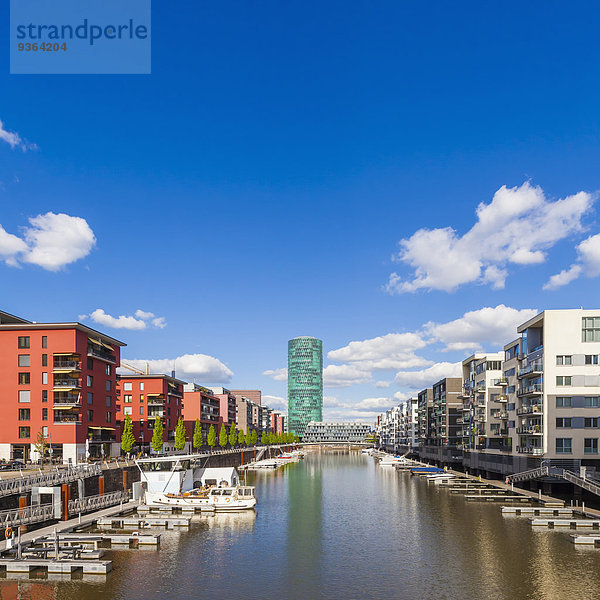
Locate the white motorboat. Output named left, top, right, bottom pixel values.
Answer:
left=135, top=455, right=257, bottom=511
left=378, top=455, right=410, bottom=467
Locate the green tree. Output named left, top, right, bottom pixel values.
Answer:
left=34, top=428, right=48, bottom=466
left=219, top=425, right=228, bottom=448
left=120, top=416, right=136, bottom=455
left=228, top=425, right=237, bottom=447
left=193, top=419, right=203, bottom=451
left=151, top=417, right=163, bottom=453
left=261, top=431, right=267, bottom=445
left=207, top=424, right=216, bottom=450
left=251, top=430, right=258, bottom=446
left=238, top=429, right=246, bottom=446
left=174, top=418, right=186, bottom=451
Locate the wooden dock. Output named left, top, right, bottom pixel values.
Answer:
left=0, top=557, right=112, bottom=574
left=570, top=534, right=600, bottom=546
left=97, top=516, right=191, bottom=529
left=466, top=494, right=533, bottom=502
left=530, top=518, right=600, bottom=529
left=501, top=507, right=576, bottom=517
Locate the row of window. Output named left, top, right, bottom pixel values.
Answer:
left=17, top=336, right=46, bottom=349
left=556, top=417, right=599, bottom=427
left=17, top=390, right=112, bottom=406
left=556, top=354, right=599, bottom=365
left=582, top=317, right=600, bottom=342
left=17, top=354, right=112, bottom=374
left=556, top=396, right=600, bottom=407
left=556, top=438, right=598, bottom=453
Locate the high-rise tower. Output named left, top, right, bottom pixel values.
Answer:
left=288, top=337, right=323, bottom=438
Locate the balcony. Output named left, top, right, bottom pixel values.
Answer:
left=496, top=378, right=508, bottom=386
left=52, top=358, right=81, bottom=372
left=167, top=387, right=183, bottom=398
left=52, top=378, right=81, bottom=390
left=517, top=404, right=542, bottom=416
left=147, top=394, right=165, bottom=406
left=498, top=412, right=509, bottom=420
left=517, top=426, right=542, bottom=435
left=517, top=446, right=543, bottom=455
left=518, top=383, right=543, bottom=397
left=53, top=392, right=81, bottom=407
left=54, top=414, right=82, bottom=424
left=518, top=361, right=544, bottom=378
left=87, top=345, right=116, bottom=364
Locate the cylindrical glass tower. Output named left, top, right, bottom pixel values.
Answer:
left=288, top=337, right=323, bottom=438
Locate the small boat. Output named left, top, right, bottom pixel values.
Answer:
left=410, top=467, right=444, bottom=475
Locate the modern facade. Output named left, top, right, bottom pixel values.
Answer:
left=303, top=421, right=371, bottom=444
left=182, top=383, right=221, bottom=443
left=209, top=387, right=238, bottom=425
left=0, top=311, right=125, bottom=463
left=288, top=337, right=323, bottom=438
left=376, top=309, right=600, bottom=477
left=230, top=389, right=262, bottom=405
left=116, top=374, right=185, bottom=453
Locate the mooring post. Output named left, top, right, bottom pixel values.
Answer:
left=18, top=495, right=27, bottom=533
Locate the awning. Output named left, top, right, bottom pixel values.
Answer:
left=52, top=405, right=78, bottom=410
left=88, top=426, right=116, bottom=431
left=52, top=386, right=77, bottom=392
left=147, top=393, right=164, bottom=397
left=101, top=341, right=113, bottom=350
left=88, top=338, right=103, bottom=346
left=53, top=352, right=79, bottom=356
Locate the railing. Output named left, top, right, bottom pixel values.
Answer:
left=516, top=446, right=543, bottom=455
left=517, top=426, right=542, bottom=434
left=0, top=503, right=57, bottom=528
left=53, top=360, right=80, bottom=371
left=68, top=490, right=129, bottom=516
left=498, top=412, right=509, bottom=420
left=518, top=361, right=544, bottom=377
left=87, top=347, right=116, bottom=363
left=53, top=379, right=81, bottom=388
left=54, top=417, right=82, bottom=424
left=518, top=383, right=543, bottom=396
left=562, top=470, right=600, bottom=497
left=517, top=404, right=542, bottom=415
left=496, top=378, right=508, bottom=386
left=0, top=464, right=102, bottom=498
left=507, top=465, right=549, bottom=483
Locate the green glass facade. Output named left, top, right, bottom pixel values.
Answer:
left=288, top=337, right=323, bottom=438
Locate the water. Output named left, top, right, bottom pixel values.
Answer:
left=3, top=450, right=600, bottom=600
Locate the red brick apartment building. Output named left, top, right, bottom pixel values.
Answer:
left=271, top=412, right=286, bottom=434
left=116, top=374, right=186, bottom=453
left=0, top=309, right=124, bottom=464
left=182, top=383, right=222, bottom=444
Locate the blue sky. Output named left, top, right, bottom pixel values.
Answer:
left=2, top=1, right=600, bottom=420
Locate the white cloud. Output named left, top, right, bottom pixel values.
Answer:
left=82, top=308, right=167, bottom=331
left=425, top=304, right=537, bottom=352
left=262, top=395, right=287, bottom=411
left=135, top=310, right=154, bottom=319
left=152, top=317, right=167, bottom=329
left=323, top=364, right=372, bottom=388
left=88, top=309, right=146, bottom=330
left=385, top=182, right=595, bottom=293
left=263, top=368, right=288, bottom=381
left=394, top=362, right=462, bottom=388
left=322, top=395, right=395, bottom=422
left=328, top=332, right=430, bottom=370
left=0, top=212, right=96, bottom=270
left=544, top=233, right=600, bottom=289
left=120, top=354, right=233, bottom=383
left=0, top=119, right=36, bottom=151
left=375, top=380, right=392, bottom=388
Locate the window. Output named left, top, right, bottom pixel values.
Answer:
left=18, top=427, right=30, bottom=439
left=584, top=438, right=599, bottom=454
left=585, top=417, right=599, bottom=428
left=42, top=390, right=47, bottom=403
left=124, top=395, right=132, bottom=403
left=585, top=397, right=600, bottom=408
left=87, top=410, right=94, bottom=421
left=556, top=438, right=572, bottom=453
left=556, top=355, right=572, bottom=365
left=140, top=406, right=144, bottom=415
left=87, top=375, right=93, bottom=387
left=18, top=373, right=30, bottom=385
left=140, top=382, right=144, bottom=390
left=124, top=406, right=132, bottom=415
left=41, top=336, right=47, bottom=348
left=582, top=317, right=600, bottom=342
left=87, top=358, right=94, bottom=370
left=18, top=409, right=30, bottom=421
left=105, top=365, right=111, bottom=375
left=139, top=420, right=144, bottom=427
left=106, top=396, right=111, bottom=407
left=140, top=395, right=144, bottom=402
left=106, top=380, right=111, bottom=391
left=18, top=391, right=30, bottom=403
left=556, top=417, right=572, bottom=428
left=87, top=392, right=93, bottom=404
left=585, top=355, right=599, bottom=365
left=106, top=412, right=112, bottom=423
left=18, top=336, right=30, bottom=349
left=42, top=354, right=47, bottom=367
left=123, top=382, right=133, bottom=391
left=18, top=355, right=30, bottom=367
left=42, top=426, right=48, bottom=437
left=556, top=396, right=572, bottom=407
left=42, top=408, right=48, bottom=421
left=42, top=372, right=48, bottom=385
left=556, top=376, right=572, bottom=386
